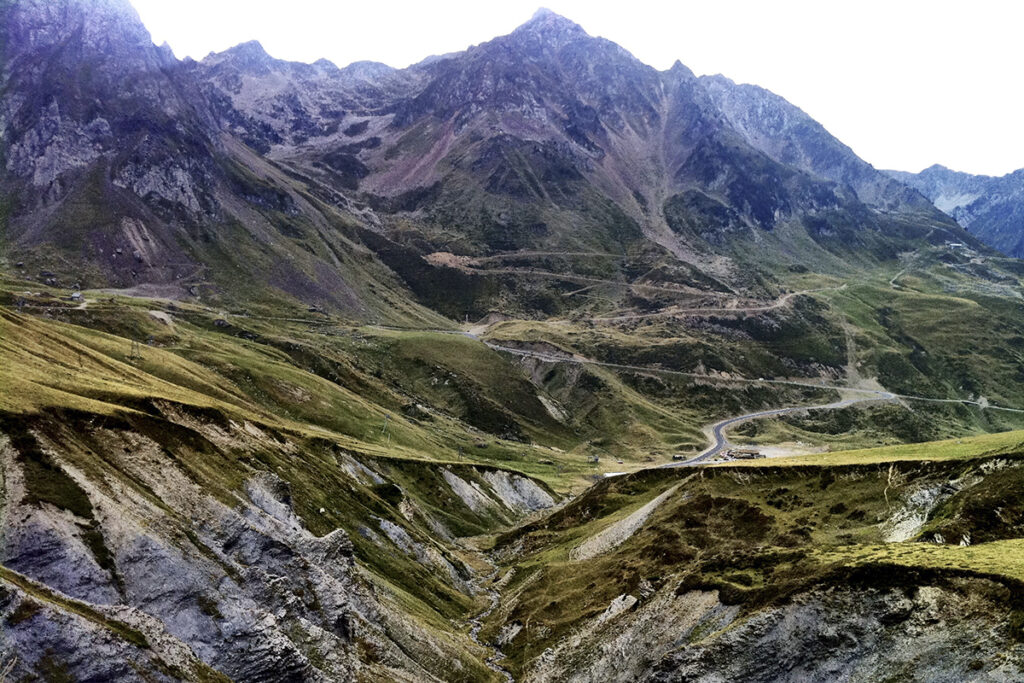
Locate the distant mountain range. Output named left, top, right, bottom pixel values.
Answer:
left=1, top=1, right=976, bottom=320
left=889, top=165, right=1024, bottom=258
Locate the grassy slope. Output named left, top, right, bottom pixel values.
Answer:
left=740, top=428, right=1024, bottom=467
left=6, top=231, right=1024, bottom=678
left=485, top=437, right=1024, bottom=674
left=2, top=272, right=787, bottom=637
left=5, top=274, right=844, bottom=484
left=0, top=295, right=535, bottom=679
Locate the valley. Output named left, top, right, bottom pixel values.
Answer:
left=4, top=240, right=1024, bottom=679
left=3, top=1, right=1024, bottom=680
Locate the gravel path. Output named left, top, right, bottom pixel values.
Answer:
left=570, top=479, right=691, bottom=561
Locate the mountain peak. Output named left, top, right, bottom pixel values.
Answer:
left=512, top=7, right=588, bottom=45
left=667, top=59, right=697, bottom=80
left=529, top=7, right=566, bottom=22
left=204, top=39, right=277, bottom=72
left=915, top=163, right=969, bottom=180
left=223, top=39, right=272, bottom=62
left=4, top=0, right=168, bottom=71
left=339, top=60, right=397, bottom=80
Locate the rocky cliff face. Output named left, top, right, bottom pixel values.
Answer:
left=890, top=164, right=1024, bottom=258
left=199, top=8, right=953, bottom=257
left=0, top=403, right=558, bottom=681
left=0, top=0, right=433, bottom=319
left=527, top=582, right=1023, bottom=683
left=1, top=0, right=218, bottom=214
left=192, top=40, right=425, bottom=152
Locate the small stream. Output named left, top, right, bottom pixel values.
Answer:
left=468, top=566, right=514, bottom=682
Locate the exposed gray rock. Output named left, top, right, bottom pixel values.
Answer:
left=651, top=582, right=1024, bottom=683
left=570, top=482, right=683, bottom=561
left=890, top=164, right=1024, bottom=258
left=442, top=468, right=496, bottom=514
left=481, top=469, right=555, bottom=513
left=702, top=74, right=937, bottom=214
left=522, top=579, right=1024, bottom=683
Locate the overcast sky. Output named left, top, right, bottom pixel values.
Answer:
left=130, top=0, right=1023, bottom=177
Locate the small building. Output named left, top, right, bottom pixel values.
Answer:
left=70, top=291, right=82, bottom=301
left=726, top=447, right=764, bottom=460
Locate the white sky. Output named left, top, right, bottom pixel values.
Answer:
left=130, top=0, right=1024, bottom=177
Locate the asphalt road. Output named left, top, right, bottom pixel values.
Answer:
left=661, top=392, right=897, bottom=468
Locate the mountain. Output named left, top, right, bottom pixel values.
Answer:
left=193, top=9, right=970, bottom=284
left=2, top=2, right=979, bottom=322
left=5, top=2, right=1024, bottom=681
left=0, top=0, right=442, bottom=322
left=699, top=75, right=936, bottom=212
left=890, top=164, right=1024, bottom=257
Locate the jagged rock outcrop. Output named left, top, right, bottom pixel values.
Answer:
left=0, top=405, right=556, bottom=680
left=651, top=582, right=1023, bottom=683
left=191, top=40, right=425, bottom=152
left=1, top=0, right=219, bottom=214
left=0, top=429, right=361, bottom=680
left=0, top=0, right=426, bottom=316
left=524, top=579, right=1024, bottom=682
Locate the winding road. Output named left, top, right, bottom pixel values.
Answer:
left=369, top=324, right=1024, bottom=415
left=579, top=285, right=848, bottom=324
left=662, top=391, right=897, bottom=468
left=368, top=324, right=1024, bottom=472
left=478, top=338, right=1023, bottom=464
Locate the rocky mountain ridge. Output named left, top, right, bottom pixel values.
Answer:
left=1, top=0, right=977, bottom=320
left=700, top=74, right=934, bottom=212
left=890, top=164, right=1024, bottom=258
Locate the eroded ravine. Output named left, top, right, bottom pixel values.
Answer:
left=468, top=563, right=515, bottom=682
